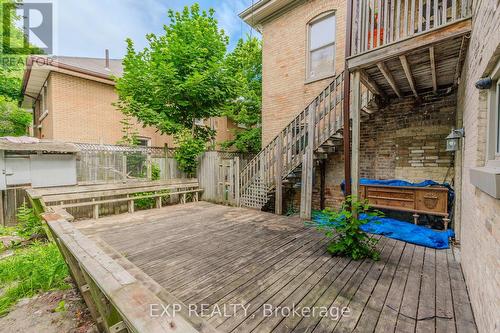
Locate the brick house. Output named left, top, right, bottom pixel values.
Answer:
left=240, top=0, right=499, bottom=331
left=20, top=55, right=236, bottom=148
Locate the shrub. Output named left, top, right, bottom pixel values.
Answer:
left=0, top=242, right=70, bottom=316
left=310, top=196, right=383, bottom=261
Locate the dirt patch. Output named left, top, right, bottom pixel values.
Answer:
left=0, top=285, right=97, bottom=333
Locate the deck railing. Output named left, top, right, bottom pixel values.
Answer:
left=352, top=0, right=472, bottom=56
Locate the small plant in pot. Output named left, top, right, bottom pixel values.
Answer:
left=310, top=196, right=383, bottom=261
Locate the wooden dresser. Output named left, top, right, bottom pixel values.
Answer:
left=359, top=184, right=450, bottom=230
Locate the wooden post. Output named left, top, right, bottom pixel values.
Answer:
left=122, top=154, right=127, bottom=180
left=146, top=151, right=152, bottom=180
left=343, top=0, right=354, bottom=198
left=351, top=71, right=362, bottom=204
left=127, top=195, right=134, bottom=214
left=300, top=102, right=316, bottom=220
left=320, top=159, right=326, bottom=210
left=275, top=133, right=283, bottom=215
left=234, top=157, right=240, bottom=207
left=92, top=198, right=99, bottom=220
left=156, top=196, right=162, bottom=209
left=0, top=191, right=4, bottom=227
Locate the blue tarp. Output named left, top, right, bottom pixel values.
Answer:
left=312, top=211, right=455, bottom=249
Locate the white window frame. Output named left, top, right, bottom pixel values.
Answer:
left=137, top=137, right=151, bottom=147
left=306, top=12, right=336, bottom=83
left=471, top=58, right=500, bottom=199
left=486, top=59, right=500, bottom=164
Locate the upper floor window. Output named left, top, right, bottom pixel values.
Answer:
left=307, top=13, right=336, bottom=82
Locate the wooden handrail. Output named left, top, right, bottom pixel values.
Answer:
left=239, top=72, right=349, bottom=208
left=239, top=70, right=375, bottom=209
left=351, top=0, right=472, bottom=56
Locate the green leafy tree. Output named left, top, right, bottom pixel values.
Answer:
left=0, top=0, right=43, bottom=101
left=115, top=4, right=236, bottom=173
left=0, top=0, right=44, bottom=137
left=0, top=96, right=31, bottom=136
left=117, top=115, right=140, bottom=146
left=222, top=36, right=262, bottom=153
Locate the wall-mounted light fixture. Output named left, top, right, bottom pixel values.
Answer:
left=446, top=128, right=465, bottom=152
left=475, top=77, right=493, bottom=90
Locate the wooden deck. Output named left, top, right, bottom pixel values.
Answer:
left=75, top=202, right=477, bottom=333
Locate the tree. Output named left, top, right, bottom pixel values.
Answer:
left=222, top=36, right=262, bottom=154
left=0, top=96, right=32, bottom=136
left=117, top=115, right=140, bottom=146
left=0, top=0, right=42, bottom=137
left=0, top=0, right=43, bottom=101
left=115, top=4, right=236, bottom=174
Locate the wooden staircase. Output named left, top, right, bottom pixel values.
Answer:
left=239, top=71, right=374, bottom=216
left=239, top=71, right=341, bottom=211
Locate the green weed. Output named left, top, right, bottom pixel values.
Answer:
left=0, top=242, right=70, bottom=316
left=16, top=203, right=46, bottom=239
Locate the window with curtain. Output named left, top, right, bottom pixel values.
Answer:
left=308, top=13, right=336, bottom=81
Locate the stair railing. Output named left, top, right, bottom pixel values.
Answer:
left=240, top=71, right=347, bottom=202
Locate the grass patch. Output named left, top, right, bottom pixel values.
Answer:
left=0, top=242, right=70, bottom=316
left=0, top=226, right=17, bottom=237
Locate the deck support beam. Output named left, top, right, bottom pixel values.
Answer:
left=430, top=46, right=438, bottom=93
left=399, top=55, right=418, bottom=97
left=359, top=69, right=387, bottom=99
left=351, top=71, right=362, bottom=206
left=300, top=102, right=316, bottom=220
left=377, top=62, right=402, bottom=97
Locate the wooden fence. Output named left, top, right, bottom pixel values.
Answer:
left=1, top=146, right=251, bottom=225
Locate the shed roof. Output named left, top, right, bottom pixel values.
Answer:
left=0, top=137, right=79, bottom=153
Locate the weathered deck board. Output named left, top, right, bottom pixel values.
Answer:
left=75, top=202, right=477, bottom=333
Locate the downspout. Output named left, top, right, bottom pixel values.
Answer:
left=342, top=0, right=354, bottom=197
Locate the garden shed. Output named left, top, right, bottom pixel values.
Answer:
left=0, top=137, right=79, bottom=190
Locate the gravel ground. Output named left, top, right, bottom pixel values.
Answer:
left=0, top=285, right=97, bottom=333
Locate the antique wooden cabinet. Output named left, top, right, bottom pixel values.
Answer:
left=359, top=185, right=450, bottom=230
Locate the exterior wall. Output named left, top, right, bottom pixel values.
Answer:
left=47, top=72, right=174, bottom=146
left=36, top=72, right=235, bottom=148
left=311, top=94, right=457, bottom=212
left=261, top=0, right=347, bottom=146
left=209, top=116, right=239, bottom=150
left=360, top=93, right=456, bottom=183
left=456, top=1, right=500, bottom=332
